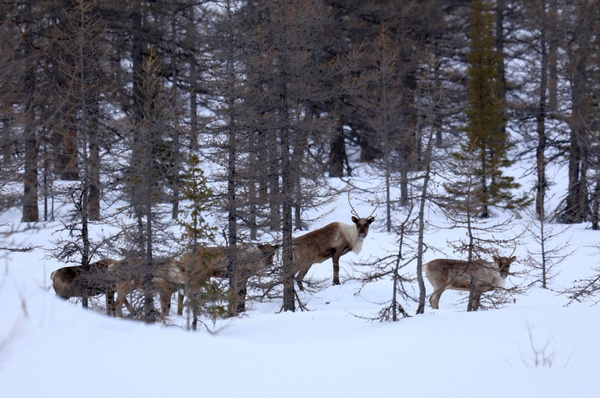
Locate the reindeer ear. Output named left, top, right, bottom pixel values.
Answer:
left=367, top=216, right=375, bottom=224
left=510, top=256, right=517, bottom=262
left=352, top=216, right=359, bottom=224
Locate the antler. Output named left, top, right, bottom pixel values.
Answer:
left=348, top=192, right=379, bottom=219
left=368, top=201, right=379, bottom=219
left=348, top=192, right=360, bottom=218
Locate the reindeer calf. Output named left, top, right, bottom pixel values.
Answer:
left=425, top=256, right=516, bottom=310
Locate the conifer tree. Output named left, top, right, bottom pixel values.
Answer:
left=464, top=0, right=527, bottom=217
left=121, top=48, right=180, bottom=323
left=177, top=154, right=225, bottom=330
left=179, top=154, right=215, bottom=248
left=443, top=143, right=522, bottom=311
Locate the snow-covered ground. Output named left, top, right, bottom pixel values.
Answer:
left=1, top=166, right=599, bottom=398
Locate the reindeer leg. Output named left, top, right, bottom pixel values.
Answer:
left=160, top=291, right=172, bottom=317
left=472, top=292, right=481, bottom=310
left=115, top=294, right=125, bottom=317
left=429, top=288, right=443, bottom=309
left=238, top=274, right=248, bottom=314
left=295, top=264, right=311, bottom=291
left=177, top=290, right=184, bottom=316
left=106, top=291, right=115, bottom=317
left=123, top=297, right=134, bottom=316
left=115, top=282, right=135, bottom=317
left=332, top=253, right=341, bottom=285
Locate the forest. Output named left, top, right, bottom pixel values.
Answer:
left=1, top=0, right=599, bottom=323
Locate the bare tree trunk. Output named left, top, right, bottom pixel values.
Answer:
left=249, top=164, right=258, bottom=240
left=535, top=0, right=548, bottom=220
left=281, top=197, right=295, bottom=312
left=226, top=64, right=240, bottom=315
left=466, top=217, right=476, bottom=312
left=23, top=131, right=39, bottom=223
left=399, top=148, right=409, bottom=208
left=416, top=131, right=434, bottom=314
left=563, top=108, right=588, bottom=223
left=171, top=130, right=181, bottom=220
left=385, top=170, right=392, bottom=232
left=188, top=5, right=199, bottom=152
left=592, top=163, right=600, bottom=230
left=170, top=9, right=180, bottom=220
left=22, top=50, right=39, bottom=222
left=142, top=163, right=157, bottom=323
left=280, top=77, right=295, bottom=312
left=88, top=97, right=100, bottom=221
left=392, top=229, right=404, bottom=321
left=561, top=1, right=596, bottom=223
left=266, top=130, right=280, bottom=230
left=61, top=117, right=79, bottom=181
left=328, top=115, right=346, bottom=178
left=293, top=101, right=313, bottom=231
left=495, top=0, right=506, bottom=94
left=547, top=0, right=558, bottom=112
left=81, top=198, right=90, bottom=309
left=282, top=126, right=295, bottom=311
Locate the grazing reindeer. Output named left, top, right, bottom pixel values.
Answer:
left=292, top=198, right=376, bottom=291
left=179, top=243, right=279, bottom=315
left=425, top=255, right=516, bottom=310
left=51, top=259, right=118, bottom=315
left=112, top=256, right=185, bottom=318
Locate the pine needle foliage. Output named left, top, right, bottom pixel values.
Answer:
left=178, top=154, right=216, bottom=245
left=178, top=154, right=225, bottom=329
left=463, top=0, right=529, bottom=217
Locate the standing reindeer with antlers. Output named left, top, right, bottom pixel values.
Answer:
left=292, top=196, right=377, bottom=290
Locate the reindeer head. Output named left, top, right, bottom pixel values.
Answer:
left=257, top=243, right=280, bottom=266
left=349, top=194, right=377, bottom=240
left=352, top=215, right=374, bottom=240
left=493, top=255, right=516, bottom=278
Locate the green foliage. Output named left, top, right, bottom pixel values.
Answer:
left=187, top=276, right=229, bottom=325
left=444, top=149, right=482, bottom=216
left=177, top=154, right=229, bottom=326
left=178, top=154, right=217, bottom=245
left=459, top=0, right=530, bottom=216
left=466, top=0, right=506, bottom=151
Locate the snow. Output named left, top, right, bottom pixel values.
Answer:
left=2, top=171, right=600, bottom=398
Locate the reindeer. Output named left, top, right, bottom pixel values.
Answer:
left=424, top=255, right=516, bottom=310
left=179, top=243, right=279, bottom=314
left=51, top=259, right=118, bottom=315
left=111, top=256, right=185, bottom=318
left=292, top=197, right=376, bottom=291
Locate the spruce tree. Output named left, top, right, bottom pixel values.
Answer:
left=179, top=155, right=215, bottom=245
left=178, top=154, right=225, bottom=330
left=464, top=0, right=527, bottom=217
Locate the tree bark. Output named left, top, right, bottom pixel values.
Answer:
left=535, top=0, right=548, bottom=220
left=328, top=116, right=346, bottom=178
left=22, top=64, right=39, bottom=223
left=88, top=97, right=101, bottom=221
